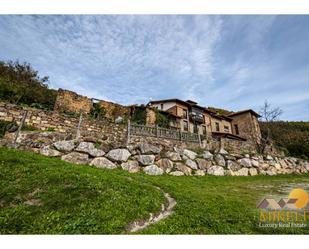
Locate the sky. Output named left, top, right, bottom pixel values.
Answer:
left=0, top=15, right=309, bottom=121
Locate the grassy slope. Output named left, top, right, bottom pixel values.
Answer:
left=0, top=148, right=309, bottom=234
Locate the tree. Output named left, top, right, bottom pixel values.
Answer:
left=259, top=100, right=283, bottom=122
left=258, top=100, right=283, bottom=153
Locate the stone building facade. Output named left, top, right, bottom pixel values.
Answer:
left=148, top=99, right=261, bottom=147
left=54, top=89, right=93, bottom=114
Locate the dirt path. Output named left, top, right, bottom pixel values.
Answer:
left=127, top=187, right=176, bottom=233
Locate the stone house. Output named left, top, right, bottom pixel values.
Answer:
left=148, top=99, right=261, bottom=144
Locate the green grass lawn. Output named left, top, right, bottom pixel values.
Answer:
left=0, top=148, right=308, bottom=234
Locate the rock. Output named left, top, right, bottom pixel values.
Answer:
left=196, top=158, right=212, bottom=170
left=136, top=155, right=156, bottom=166
left=249, top=168, right=258, bottom=176
left=237, top=168, right=249, bottom=176
left=244, top=154, right=250, bottom=158
left=156, top=158, right=173, bottom=173
left=183, top=149, right=197, bottom=160
left=121, top=160, right=140, bottom=173
left=185, top=159, right=198, bottom=170
left=139, top=143, right=161, bottom=154
left=53, top=140, right=75, bottom=152
left=224, top=155, right=236, bottom=161
left=40, top=145, right=61, bottom=157
left=266, top=169, right=277, bottom=176
left=195, top=170, right=205, bottom=176
left=75, top=142, right=105, bottom=157
left=227, top=160, right=241, bottom=171
left=274, top=163, right=281, bottom=170
left=207, top=166, right=225, bottom=176
left=169, top=171, right=184, bottom=176
left=143, top=165, right=164, bottom=175
left=61, top=152, right=89, bottom=164
left=165, top=151, right=182, bottom=161
left=90, top=157, right=117, bottom=169
left=265, top=155, right=273, bottom=161
left=238, top=158, right=252, bottom=168
left=175, top=162, right=192, bottom=176
left=106, top=149, right=131, bottom=162
left=214, top=154, right=225, bottom=167
left=260, top=163, right=270, bottom=170
left=218, top=148, right=228, bottom=155
left=251, top=159, right=259, bottom=168
left=202, top=151, right=213, bottom=160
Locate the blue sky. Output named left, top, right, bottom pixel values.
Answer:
left=0, top=15, right=308, bottom=120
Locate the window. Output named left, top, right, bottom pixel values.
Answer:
left=183, top=120, right=188, bottom=131
left=224, top=126, right=229, bottom=133
left=182, top=108, right=188, bottom=119
left=193, top=124, right=198, bottom=133
left=234, top=124, right=239, bottom=135
left=215, top=122, right=220, bottom=132
left=160, top=103, right=164, bottom=110
left=202, top=125, right=207, bottom=135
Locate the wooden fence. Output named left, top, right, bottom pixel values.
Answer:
left=128, top=121, right=202, bottom=144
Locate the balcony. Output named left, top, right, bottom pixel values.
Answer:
left=189, top=110, right=204, bottom=123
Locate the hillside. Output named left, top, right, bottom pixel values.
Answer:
left=1, top=148, right=309, bottom=234
left=260, top=121, right=309, bottom=160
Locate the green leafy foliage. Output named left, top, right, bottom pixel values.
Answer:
left=260, top=121, right=309, bottom=160
left=0, top=120, right=10, bottom=138
left=131, top=107, right=146, bottom=124
left=155, top=110, right=170, bottom=128
left=89, top=103, right=106, bottom=120
left=0, top=60, right=57, bottom=110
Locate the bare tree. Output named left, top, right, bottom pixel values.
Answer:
left=259, top=100, right=283, bottom=122
left=258, top=100, right=283, bottom=153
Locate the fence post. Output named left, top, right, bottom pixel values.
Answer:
left=76, top=113, right=83, bottom=139
left=13, top=110, right=28, bottom=146
left=156, top=124, right=159, bottom=138
left=198, top=133, right=201, bottom=147
left=127, top=119, right=131, bottom=146
left=179, top=130, right=182, bottom=141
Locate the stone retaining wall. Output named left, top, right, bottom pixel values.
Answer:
left=2, top=132, right=308, bottom=177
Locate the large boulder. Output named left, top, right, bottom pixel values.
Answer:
left=53, top=140, right=75, bottom=152
left=156, top=158, right=173, bottom=173
left=227, top=160, right=241, bottom=171
left=90, top=157, right=117, bottom=169
left=136, top=155, right=155, bottom=166
left=175, top=162, right=192, bottom=176
left=237, top=167, right=249, bottom=176
left=75, top=142, right=105, bottom=157
left=121, top=160, right=140, bottom=173
left=185, top=159, right=198, bottom=170
left=40, top=145, right=61, bottom=157
left=265, top=155, right=273, bottom=161
left=196, top=158, right=212, bottom=170
left=251, top=159, right=259, bottom=168
left=183, top=149, right=197, bottom=160
left=61, top=152, right=89, bottom=164
left=207, top=166, right=225, bottom=176
left=143, top=165, right=164, bottom=175
left=202, top=151, right=213, bottom=160
left=165, top=151, right=182, bottom=161
left=218, top=148, right=228, bottom=155
left=106, top=149, right=131, bottom=162
left=249, top=168, right=258, bottom=176
left=238, top=158, right=252, bottom=168
left=139, top=143, right=161, bottom=154
left=169, top=171, right=184, bottom=176
left=195, top=170, right=205, bottom=176
left=214, top=154, right=225, bottom=167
